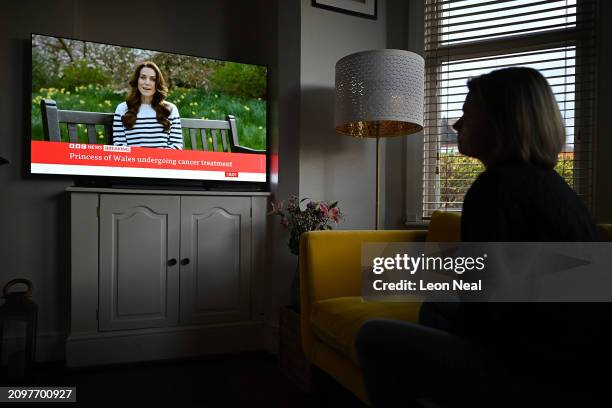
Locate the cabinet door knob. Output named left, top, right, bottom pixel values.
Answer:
left=168, top=258, right=177, bottom=266
left=181, top=258, right=190, bottom=266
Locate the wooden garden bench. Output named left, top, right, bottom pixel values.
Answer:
left=40, top=99, right=264, bottom=154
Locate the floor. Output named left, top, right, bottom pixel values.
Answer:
left=1, top=352, right=367, bottom=407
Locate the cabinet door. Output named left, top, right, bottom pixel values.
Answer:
left=99, top=195, right=180, bottom=331
left=180, top=196, right=251, bottom=325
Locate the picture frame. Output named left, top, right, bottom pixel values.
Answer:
left=312, top=0, right=378, bottom=20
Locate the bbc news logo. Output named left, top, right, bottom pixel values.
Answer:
left=225, top=171, right=239, bottom=178
left=68, top=143, right=88, bottom=149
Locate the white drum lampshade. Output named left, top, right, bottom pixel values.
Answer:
left=335, top=49, right=425, bottom=137
left=334, top=49, right=425, bottom=229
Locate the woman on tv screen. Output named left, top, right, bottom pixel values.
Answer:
left=113, top=61, right=183, bottom=149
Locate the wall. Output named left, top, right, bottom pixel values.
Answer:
left=0, top=0, right=282, bottom=361
left=265, top=0, right=415, bottom=348
left=264, top=0, right=301, bottom=349
left=298, top=0, right=419, bottom=231
left=299, top=0, right=388, bottom=231
left=385, top=0, right=414, bottom=229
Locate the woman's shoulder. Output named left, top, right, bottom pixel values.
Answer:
left=114, top=102, right=128, bottom=115
left=490, top=161, right=566, bottom=189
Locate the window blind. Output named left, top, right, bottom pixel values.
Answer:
left=422, top=0, right=598, bottom=217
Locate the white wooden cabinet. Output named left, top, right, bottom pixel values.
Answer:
left=67, top=188, right=268, bottom=367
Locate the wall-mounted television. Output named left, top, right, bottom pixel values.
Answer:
left=30, top=33, right=268, bottom=188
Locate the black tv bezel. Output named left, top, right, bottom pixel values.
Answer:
left=28, top=32, right=270, bottom=192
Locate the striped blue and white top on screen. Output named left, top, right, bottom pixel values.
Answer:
left=112, top=102, right=183, bottom=149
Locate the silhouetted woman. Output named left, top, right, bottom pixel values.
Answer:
left=113, top=61, right=183, bottom=149
left=356, top=67, right=602, bottom=408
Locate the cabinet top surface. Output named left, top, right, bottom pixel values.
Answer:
left=66, top=187, right=271, bottom=196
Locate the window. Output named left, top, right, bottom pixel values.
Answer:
left=422, top=0, right=598, bottom=217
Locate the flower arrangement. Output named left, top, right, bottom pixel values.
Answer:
left=270, top=196, right=342, bottom=256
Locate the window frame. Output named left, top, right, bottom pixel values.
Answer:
left=420, top=0, right=597, bottom=219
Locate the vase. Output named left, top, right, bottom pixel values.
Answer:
left=290, top=259, right=300, bottom=312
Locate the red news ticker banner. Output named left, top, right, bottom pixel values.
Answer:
left=31, top=141, right=266, bottom=175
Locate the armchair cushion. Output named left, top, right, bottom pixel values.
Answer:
left=310, top=297, right=421, bottom=364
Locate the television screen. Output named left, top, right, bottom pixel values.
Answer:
left=30, top=34, right=267, bottom=185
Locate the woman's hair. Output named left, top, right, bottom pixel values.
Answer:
left=467, top=67, right=565, bottom=168
left=122, top=61, right=171, bottom=132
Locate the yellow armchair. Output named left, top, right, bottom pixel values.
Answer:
left=298, top=211, right=462, bottom=403
left=299, top=229, right=426, bottom=403
left=299, top=210, right=611, bottom=404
